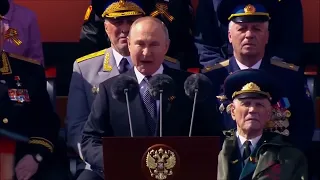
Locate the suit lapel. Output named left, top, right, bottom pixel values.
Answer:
left=122, top=69, right=149, bottom=135
left=154, top=64, right=174, bottom=136
left=153, top=65, right=175, bottom=136
left=98, top=48, right=120, bottom=81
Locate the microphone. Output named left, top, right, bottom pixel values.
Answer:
left=111, top=74, right=139, bottom=137
left=0, top=128, right=29, bottom=143
left=184, top=73, right=213, bottom=137
left=148, top=74, right=175, bottom=137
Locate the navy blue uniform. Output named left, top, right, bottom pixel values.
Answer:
left=0, top=51, right=69, bottom=180
left=204, top=56, right=315, bottom=152
left=194, top=0, right=304, bottom=68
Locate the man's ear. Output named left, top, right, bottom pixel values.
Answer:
left=230, top=103, right=236, bottom=121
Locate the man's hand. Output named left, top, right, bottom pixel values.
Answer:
left=15, top=154, right=39, bottom=180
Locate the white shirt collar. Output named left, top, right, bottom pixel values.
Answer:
left=235, top=59, right=262, bottom=70
left=134, top=65, right=164, bottom=84
left=236, top=131, right=262, bottom=151
left=112, top=48, right=132, bottom=68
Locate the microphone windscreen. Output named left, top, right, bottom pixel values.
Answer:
left=111, top=74, right=139, bottom=102
left=184, top=73, right=213, bottom=102
left=148, top=74, right=175, bottom=100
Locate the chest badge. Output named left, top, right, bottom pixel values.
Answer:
left=14, top=76, right=22, bottom=87
left=92, top=85, right=99, bottom=94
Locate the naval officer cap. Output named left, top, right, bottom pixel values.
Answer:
left=102, top=0, right=145, bottom=19
left=224, top=69, right=281, bottom=105
left=217, top=0, right=277, bottom=26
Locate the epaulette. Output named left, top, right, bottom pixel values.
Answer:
left=203, top=59, right=229, bottom=73
left=270, top=57, right=299, bottom=71
left=76, top=49, right=106, bottom=63
left=9, top=53, right=40, bottom=65
left=164, top=55, right=178, bottom=64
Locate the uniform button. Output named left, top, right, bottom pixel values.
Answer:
left=2, top=118, right=8, bottom=124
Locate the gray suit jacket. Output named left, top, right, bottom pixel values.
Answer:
left=66, top=47, right=181, bottom=156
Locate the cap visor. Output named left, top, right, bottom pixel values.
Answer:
left=231, top=15, right=269, bottom=23
left=235, top=92, right=269, bottom=100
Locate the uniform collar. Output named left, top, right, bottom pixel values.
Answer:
left=112, top=48, right=132, bottom=68
left=236, top=131, right=262, bottom=150
left=235, top=58, right=262, bottom=70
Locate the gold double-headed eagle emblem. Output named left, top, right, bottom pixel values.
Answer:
left=143, top=144, right=179, bottom=180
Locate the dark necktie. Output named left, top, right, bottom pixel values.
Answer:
left=142, top=76, right=156, bottom=133
left=119, top=58, right=129, bottom=74
left=242, top=140, right=252, bottom=162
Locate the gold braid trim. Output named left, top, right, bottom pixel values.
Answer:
left=29, top=137, right=54, bottom=153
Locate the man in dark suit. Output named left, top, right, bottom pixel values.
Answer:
left=81, top=16, right=221, bottom=180
left=204, top=0, right=315, bottom=153
left=218, top=69, right=308, bottom=180
left=0, top=15, right=69, bottom=180
left=79, top=0, right=198, bottom=69
left=194, top=0, right=304, bottom=68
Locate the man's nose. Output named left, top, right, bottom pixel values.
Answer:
left=245, top=30, right=255, bottom=39
left=142, top=47, right=151, bottom=56
left=119, top=21, right=132, bottom=34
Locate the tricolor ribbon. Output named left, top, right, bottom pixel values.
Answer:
left=4, top=28, right=22, bottom=46
left=150, top=3, right=174, bottom=22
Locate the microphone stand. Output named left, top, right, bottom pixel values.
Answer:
left=159, top=90, right=163, bottom=137
left=124, top=89, right=133, bottom=137
left=189, top=89, right=198, bottom=137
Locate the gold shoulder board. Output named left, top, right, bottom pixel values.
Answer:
left=203, top=59, right=229, bottom=72
left=76, top=49, right=106, bottom=63
left=165, top=55, right=178, bottom=64
left=270, top=58, right=299, bottom=71
left=8, top=53, right=40, bottom=65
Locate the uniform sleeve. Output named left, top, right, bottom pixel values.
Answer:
left=81, top=83, right=111, bottom=171
left=193, top=0, right=226, bottom=67
left=66, top=61, right=90, bottom=155
left=26, top=11, right=44, bottom=66
left=28, top=65, right=60, bottom=159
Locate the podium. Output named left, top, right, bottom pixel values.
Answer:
left=103, top=136, right=220, bottom=180
left=0, top=138, right=15, bottom=180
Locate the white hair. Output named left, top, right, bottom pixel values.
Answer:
left=228, top=21, right=269, bottom=30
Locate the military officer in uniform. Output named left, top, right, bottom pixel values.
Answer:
left=204, top=0, right=315, bottom=153
left=79, top=0, right=198, bottom=69
left=194, top=0, right=304, bottom=67
left=218, top=69, right=308, bottom=180
left=0, top=10, right=68, bottom=180
left=68, top=0, right=181, bottom=179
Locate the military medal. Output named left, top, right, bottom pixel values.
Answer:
left=8, top=89, right=30, bottom=103
left=92, top=86, right=99, bottom=94
left=4, top=28, right=22, bottom=46
left=14, top=76, right=22, bottom=87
